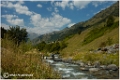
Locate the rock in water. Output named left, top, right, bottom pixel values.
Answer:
left=80, top=67, right=89, bottom=71
left=89, top=68, right=99, bottom=72
left=100, top=65, right=107, bottom=70
left=106, top=64, right=118, bottom=71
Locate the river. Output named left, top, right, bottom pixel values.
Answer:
left=45, top=59, right=96, bottom=79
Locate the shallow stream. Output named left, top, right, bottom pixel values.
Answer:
left=45, top=59, right=96, bottom=79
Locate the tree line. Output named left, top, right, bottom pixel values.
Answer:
left=35, top=41, right=67, bottom=53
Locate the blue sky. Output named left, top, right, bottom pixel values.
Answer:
left=1, top=0, right=117, bottom=39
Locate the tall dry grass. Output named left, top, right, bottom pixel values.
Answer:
left=1, top=38, right=61, bottom=79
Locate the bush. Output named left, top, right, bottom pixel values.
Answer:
left=106, top=16, right=114, bottom=27
left=99, top=42, right=106, bottom=48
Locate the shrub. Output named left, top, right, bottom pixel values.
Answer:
left=106, top=16, right=114, bottom=27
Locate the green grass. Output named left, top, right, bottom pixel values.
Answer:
left=83, top=21, right=118, bottom=45
left=83, top=27, right=106, bottom=45
left=73, top=52, right=119, bottom=66
left=63, top=34, right=75, bottom=42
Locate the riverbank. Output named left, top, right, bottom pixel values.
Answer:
left=44, top=53, right=119, bottom=79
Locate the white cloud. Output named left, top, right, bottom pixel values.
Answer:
left=69, top=2, right=74, bottom=10
left=92, top=2, right=99, bottom=7
left=30, top=13, right=42, bottom=27
left=17, top=1, right=24, bottom=4
left=2, top=14, right=24, bottom=26
left=54, top=1, right=69, bottom=10
left=29, top=12, right=71, bottom=35
left=53, top=1, right=92, bottom=10
left=1, top=23, right=10, bottom=29
left=14, top=3, right=33, bottom=15
left=1, top=1, right=33, bottom=16
left=53, top=1, right=110, bottom=10
left=1, top=1, right=14, bottom=8
left=37, top=4, right=42, bottom=8
left=92, top=1, right=105, bottom=7
left=68, top=23, right=75, bottom=28
left=10, top=19, right=24, bottom=26
left=2, top=14, right=18, bottom=19
left=73, top=1, right=91, bottom=9
left=30, top=12, right=71, bottom=28
left=27, top=26, right=60, bottom=35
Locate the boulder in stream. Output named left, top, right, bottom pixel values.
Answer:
left=80, top=67, right=89, bottom=71
left=106, top=64, right=118, bottom=71
left=100, top=65, right=107, bottom=70
left=89, top=68, right=100, bottom=72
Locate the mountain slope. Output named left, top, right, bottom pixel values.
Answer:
left=32, top=22, right=87, bottom=44
left=61, top=2, right=119, bottom=57
left=61, top=25, right=118, bottom=56
left=32, top=1, right=119, bottom=46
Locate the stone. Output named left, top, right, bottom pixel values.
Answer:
left=87, top=61, right=92, bottom=66
left=106, top=64, right=118, bottom=71
left=94, top=61, right=100, bottom=68
left=100, top=65, right=107, bottom=70
left=80, top=67, right=89, bottom=71
left=89, top=68, right=99, bottom=72
left=63, top=58, right=72, bottom=63
left=80, top=62, right=85, bottom=67
left=75, top=60, right=82, bottom=65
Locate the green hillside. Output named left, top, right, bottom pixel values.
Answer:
left=61, top=23, right=119, bottom=56
left=61, top=1, right=119, bottom=57
left=60, top=15, right=119, bottom=66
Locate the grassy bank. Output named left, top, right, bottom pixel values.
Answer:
left=73, top=52, right=119, bottom=66
left=1, top=38, right=61, bottom=79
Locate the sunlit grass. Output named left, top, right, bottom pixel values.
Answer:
left=73, top=52, right=119, bottom=66
left=1, top=39, right=61, bottom=79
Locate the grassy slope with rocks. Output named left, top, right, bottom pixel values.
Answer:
left=61, top=2, right=119, bottom=66
left=61, top=20, right=118, bottom=54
